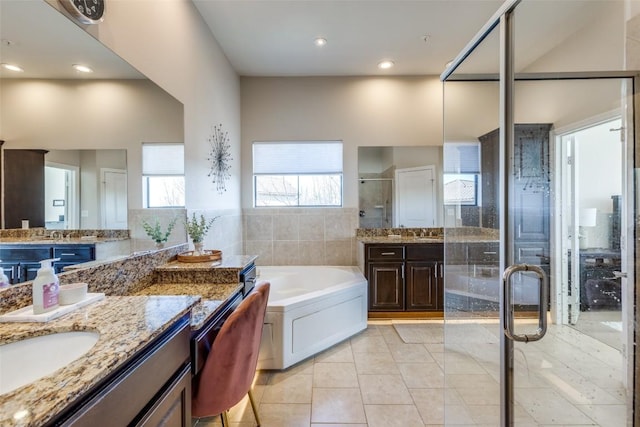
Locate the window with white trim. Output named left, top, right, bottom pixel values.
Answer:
left=443, top=142, right=481, bottom=206
left=142, top=143, right=185, bottom=208
left=253, top=141, right=343, bottom=207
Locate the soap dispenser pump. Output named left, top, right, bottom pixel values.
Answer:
left=32, top=258, right=61, bottom=314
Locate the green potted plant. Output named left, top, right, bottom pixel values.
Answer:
left=141, top=217, right=177, bottom=249
left=185, top=213, right=217, bottom=254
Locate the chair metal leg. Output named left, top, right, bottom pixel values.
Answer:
left=221, top=411, right=230, bottom=427
left=247, top=389, right=261, bottom=426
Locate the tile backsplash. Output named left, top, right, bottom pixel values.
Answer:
left=243, top=207, right=359, bottom=266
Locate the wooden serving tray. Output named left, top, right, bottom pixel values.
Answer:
left=177, top=249, right=222, bottom=263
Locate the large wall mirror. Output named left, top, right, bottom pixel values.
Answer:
left=358, top=146, right=443, bottom=228
left=0, top=0, right=184, bottom=230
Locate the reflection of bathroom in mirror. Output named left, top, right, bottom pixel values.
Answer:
left=0, top=0, right=184, bottom=231
left=45, top=150, right=127, bottom=230
left=357, top=146, right=443, bottom=228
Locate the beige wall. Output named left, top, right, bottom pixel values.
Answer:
left=0, top=79, right=183, bottom=211
left=43, top=0, right=244, bottom=255
left=241, top=76, right=443, bottom=210
left=51, top=0, right=243, bottom=212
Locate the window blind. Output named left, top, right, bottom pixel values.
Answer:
left=443, top=143, right=480, bottom=174
left=142, top=143, right=184, bottom=176
left=253, top=141, right=343, bottom=174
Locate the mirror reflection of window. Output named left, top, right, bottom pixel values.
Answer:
left=142, top=143, right=185, bottom=208
left=443, top=142, right=481, bottom=206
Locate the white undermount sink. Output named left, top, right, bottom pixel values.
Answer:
left=0, top=331, right=100, bottom=395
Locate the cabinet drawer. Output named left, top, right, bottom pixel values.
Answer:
left=54, top=246, right=94, bottom=262
left=367, top=246, right=404, bottom=261
left=3, top=247, right=51, bottom=262
left=467, top=243, right=499, bottom=263
left=406, top=244, right=443, bottom=261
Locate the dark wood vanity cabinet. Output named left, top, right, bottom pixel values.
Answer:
left=365, top=243, right=443, bottom=312
left=405, top=245, right=444, bottom=311
left=0, top=244, right=95, bottom=284
left=53, top=314, right=192, bottom=427
left=368, top=260, right=405, bottom=310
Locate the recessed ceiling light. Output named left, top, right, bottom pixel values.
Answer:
left=377, top=60, right=394, bottom=70
left=72, top=64, right=93, bottom=73
left=1, top=63, right=23, bottom=72
left=314, top=37, right=327, bottom=47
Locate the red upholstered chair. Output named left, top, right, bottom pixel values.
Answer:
left=192, top=281, right=270, bottom=426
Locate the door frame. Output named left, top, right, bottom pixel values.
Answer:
left=552, top=110, right=624, bottom=327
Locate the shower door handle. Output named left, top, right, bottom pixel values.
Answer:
left=502, top=264, right=548, bottom=343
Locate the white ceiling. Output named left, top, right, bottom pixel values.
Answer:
left=0, top=0, right=623, bottom=80
left=0, top=0, right=144, bottom=79
left=193, top=0, right=616, bottom=77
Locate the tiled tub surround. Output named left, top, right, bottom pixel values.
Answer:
left=0, top=295, right=199, bottom=427
left=244, top=207, right=360, bottom=266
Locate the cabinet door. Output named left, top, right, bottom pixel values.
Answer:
left=135, top=365, right=191, bottom=427
left=22, top=262, right=41, bottom=282
left=0, top=261, right=21, bottom=284
left=406, top=261, right=442, bottom=311
left=368, top=262, right=404, bottom=311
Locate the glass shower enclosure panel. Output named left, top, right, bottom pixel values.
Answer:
left=442, top=0, right=635, bottom=425
left=442, top=15, right=503, bottom=426
left=358, top=178, right=393, bottom=228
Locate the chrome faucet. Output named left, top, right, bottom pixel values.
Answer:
left=51, top=231, right=63, bottom=241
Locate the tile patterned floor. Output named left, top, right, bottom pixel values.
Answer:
left=192, top=320, right=628, bottom=427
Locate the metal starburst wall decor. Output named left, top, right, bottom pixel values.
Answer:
left=207, top=123, right=232, bottom=193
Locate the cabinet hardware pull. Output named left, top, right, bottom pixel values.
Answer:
left=381, top=252, right=396, bottom=256
left=60, top=253, right=76, bottom=256
left=484, top=251, right=497, bottom=255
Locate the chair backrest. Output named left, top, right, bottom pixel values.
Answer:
left=192, top=281, right=271, bottom=418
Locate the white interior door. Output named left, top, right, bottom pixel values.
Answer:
left=101, top=168, right=127, bottom=229
left=394, top=165, right=436, bottom=227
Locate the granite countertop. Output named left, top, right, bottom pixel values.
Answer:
left=0, top=237, right=129, bottom=245
left=357, top=235, right=499, bottom=244
left=132, top=282, right=242, bottom=330
left=63, top=255, right=131, bottom=271
left=0, top=295, right=199, bottom=427
left=155, top=254, right=258, bottom=271
left=357, top=236, right=444, bottom=244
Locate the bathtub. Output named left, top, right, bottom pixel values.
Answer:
left=256, top=266, right=368, bottom=370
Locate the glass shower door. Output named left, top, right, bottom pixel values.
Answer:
left=441, top=1, right=635, bottom=425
